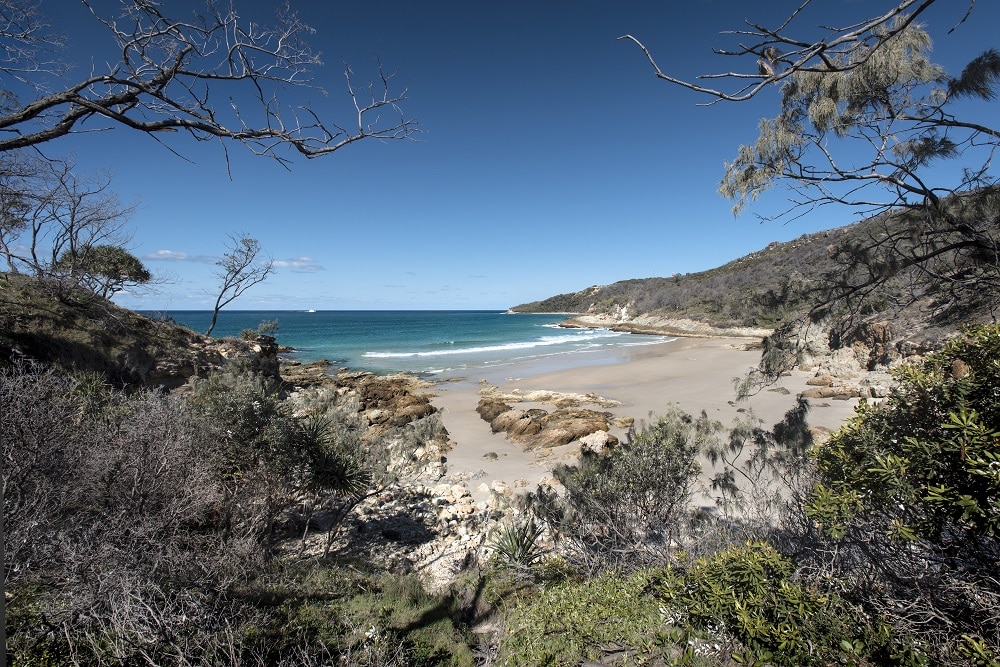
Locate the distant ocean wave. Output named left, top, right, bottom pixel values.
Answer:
left=364, top=330, right=629, bottom=359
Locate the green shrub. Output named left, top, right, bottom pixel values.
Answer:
left=810, top=324, right=1000, bottom=547
left=807, top=324, right=1000, bottom=657
left=488, top=517, right=545, bottom=569
left=498, top=569, right=665, bottom=666
left=548, top=407, right=720, bottom=572
left=656, top=542, right=892, bottom=666
left=271, top=566, right=476, bottom=667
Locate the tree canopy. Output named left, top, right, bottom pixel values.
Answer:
left=54, top=244, right=150, bottom=298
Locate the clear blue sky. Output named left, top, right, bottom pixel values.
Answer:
left=48, top=1, right=1000, bottom=310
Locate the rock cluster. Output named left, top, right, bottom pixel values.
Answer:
left=280, top=364, right=523, bottom=587
left=342, top=371, right=437, bottom=427
left=476, top=395, right=619, bottom=450
left=297, top=472, right=520, bottom=590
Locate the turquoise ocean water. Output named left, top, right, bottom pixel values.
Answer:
left=154, top=310, right=673, bottom=379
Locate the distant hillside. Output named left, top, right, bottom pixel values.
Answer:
left=511, top=205, right=989, bottom=339
left=513, top=229, right=847, bottom=326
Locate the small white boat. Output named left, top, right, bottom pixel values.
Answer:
left=306, top=309, right=317, bottom=313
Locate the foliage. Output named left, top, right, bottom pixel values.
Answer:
left=510, top=214, right=970, bottom=332
left=54, top=243, right=150, bottom=298
left=498, top=543, right=901, bottom=667
left=625, top=1, right=1000, bottom=320
left=0, top=272, right=226, bottom=387
left=498, top=569, right=666, bottom=667
left=251, top=564, right=477, bottom=667
left=1, top=361, right=404, bottom=665
left=511, top=243, right=825, bottom=327
left=657, top=542, right=896, bottom=666
left=185, top=368, right=372, bottom=550
left=704, top=399, right=814, bottom=536
left=545, top=407, right=720, bottom=572
left=488, top=517, right=545, bottom=570
left=807, top=323, right=1000, bottom=658
left=2, top=362, right=260, bottom=665
left=810, top=324, right=1000, bottom=554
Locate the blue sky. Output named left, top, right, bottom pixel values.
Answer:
left=43, top=1, right=1000, bottom=310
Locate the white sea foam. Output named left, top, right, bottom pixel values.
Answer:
left=363, top=329, right=674, bottom=359
left=363, top=329, right=627, bottom=359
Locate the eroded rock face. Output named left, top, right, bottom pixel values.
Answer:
left=489, top=409, right=528, bottom=434
left=279, top=359, right=335, bottom=388
left=833, top=321, right=896, bottom=370
left=534, top=408, right=612, bottom=448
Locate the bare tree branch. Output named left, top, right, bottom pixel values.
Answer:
left=0, top=1, right=419, bottom=165
left=619, top=0, right=942, bottom=105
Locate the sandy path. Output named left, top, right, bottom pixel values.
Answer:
left=430, top=337, right=860, bottom=501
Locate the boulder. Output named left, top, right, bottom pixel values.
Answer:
left=800, top=385, right=861, bottom=400
left=490, top=409, right=528, bottom=433
left=507, top=415, right=543, bottom=438
left=536, top=408, right=612, bottom=441
left=579, top=430, right=619, bottom=456
left=477, top=397, right=512, bottom=423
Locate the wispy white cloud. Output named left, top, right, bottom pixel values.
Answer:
left=146, top=250, right=214, bottom=264
left=271, top=256, right=323, bottom=272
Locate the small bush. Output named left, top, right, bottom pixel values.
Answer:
left=808, top=324, right=1000, bottom=657
left=656, top=542, right=893, bottom=666
left=548, top=407, right=720, bottom=571
left=498, top=569, right=665, bottom=666
left=488, top=518, right=545, bottom=570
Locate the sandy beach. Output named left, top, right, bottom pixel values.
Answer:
left=430, top=336, right=861, bottom=501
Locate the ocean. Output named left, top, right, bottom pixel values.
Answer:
left=153, top=310, right=674, bottom=379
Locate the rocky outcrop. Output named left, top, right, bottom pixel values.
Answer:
left=476, top=396, right=513, bottom=424
left=560, top=313, right=772, bottom=339
left=340, top=371, right=437, bottom=427
left=476, top=395, right=613, bottom=450
left=279, top=358, right=336, bottom=388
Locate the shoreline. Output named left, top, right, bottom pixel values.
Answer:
left=430, top=336, right=861, bottom=502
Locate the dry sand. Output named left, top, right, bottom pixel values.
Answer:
left=429, top=336, right=861, bottom=501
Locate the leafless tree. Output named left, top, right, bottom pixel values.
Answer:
left=0, top=152, right=137, bottom=277
left=0, top=0, right=418, bottom=165
left=621, top=0, right=999, bottom=321
left=206, top=232, right=272, bottom=335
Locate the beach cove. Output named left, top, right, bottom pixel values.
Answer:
left=429, top=334, right=863, bottom=502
